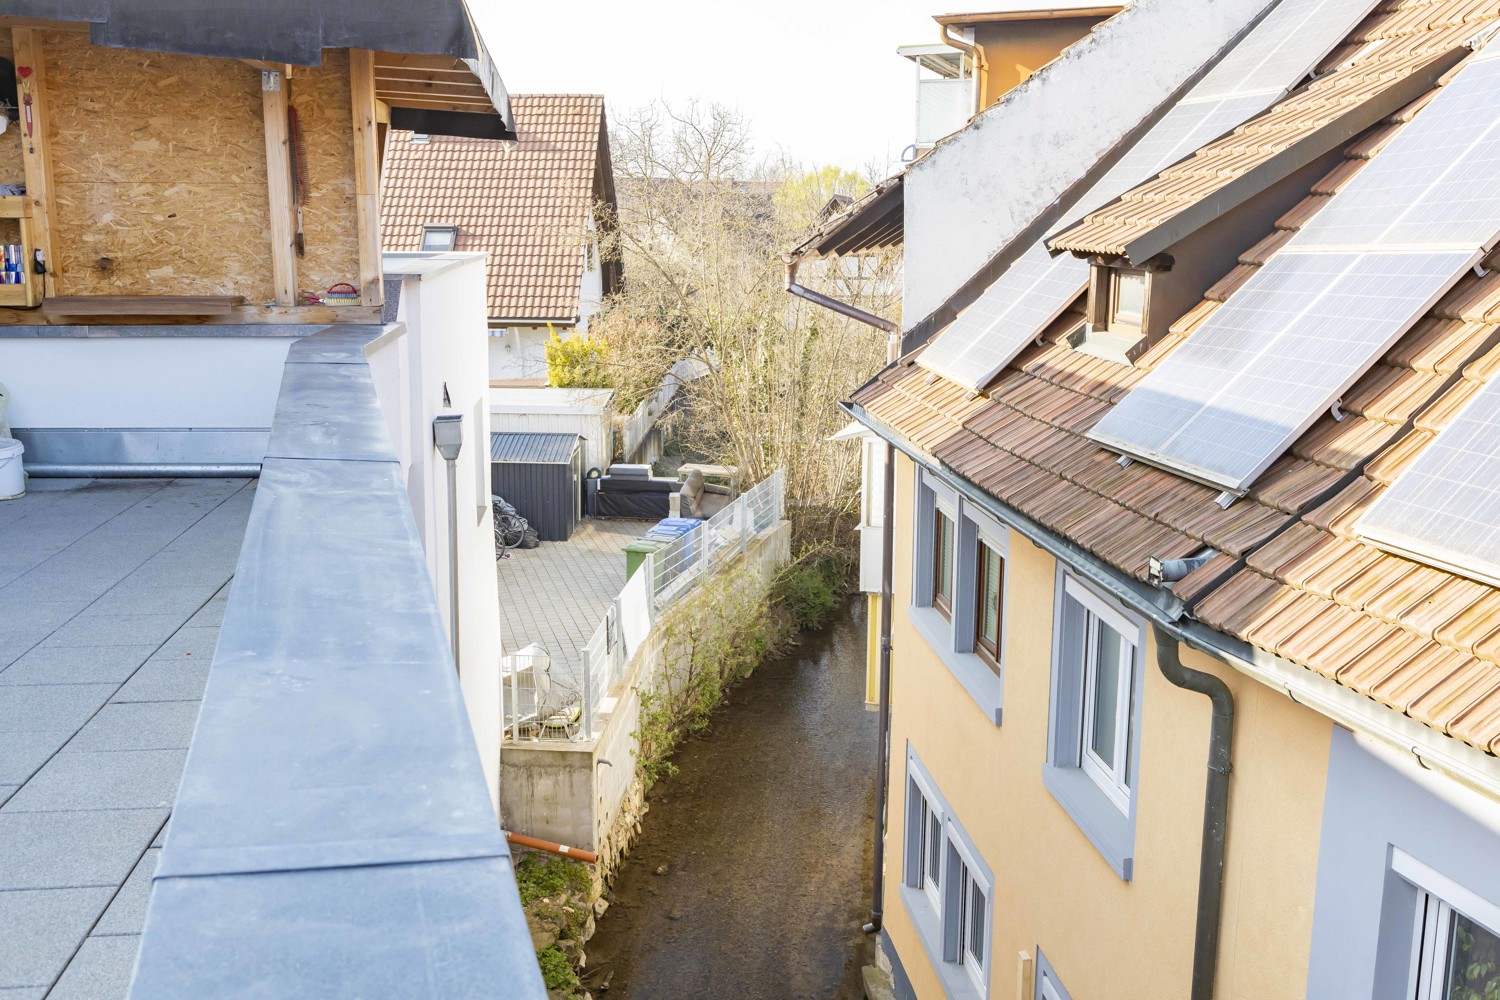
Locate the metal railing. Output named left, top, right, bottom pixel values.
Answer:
left=502, top=469, right=785, bottom=743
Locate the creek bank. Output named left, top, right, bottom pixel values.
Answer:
left=582, top=596, right=876, bottom=999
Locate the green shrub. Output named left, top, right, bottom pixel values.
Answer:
left=536, top=946, right=580, bottom=993
left=774, top=551, right=847, bottom=631
left=514, top=852, right=592, bottom=906
left=545, top=326, right=611, bottom=388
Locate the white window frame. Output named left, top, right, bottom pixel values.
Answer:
left=1395, top=850, right=1500, bottom=1000
left=906, top=766, right=945, bottom=916
left=948, top=834, right=989, bottom=994
left=1044, top=570, right=1144, bottom=879
left=1073, top=582, right=1137, bottom=814
left=902, top=745, right=994, bottom=999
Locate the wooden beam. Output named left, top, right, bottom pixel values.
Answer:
left=374, top=99, right=391, bottom=125
left=0, top=302, right=383, bottom=326
left=350, top=49, right=383, bottom=307
left=377, top=95, right=497, bottom=113
left=261, top=68, right=297, bottom=306
left=13, top=28, right=57, bottom=299
left=370, top=52, right=472, bottom=72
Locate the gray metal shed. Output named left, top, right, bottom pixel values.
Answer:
left=490, top=432, right=583, bottom=541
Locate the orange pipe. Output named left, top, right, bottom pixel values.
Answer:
left=505, top=830, right=599, bottom=864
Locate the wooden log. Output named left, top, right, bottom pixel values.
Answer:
left=350, top=49, right=382, bottom=307
left=12, top=27, right=56, bottom=299
left=261, top=67, right=297, bottom=306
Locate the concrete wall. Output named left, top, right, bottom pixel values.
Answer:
left=0, top=336, right=294, bottom=427
left=376, top=251, right=504, bottom=807
left=902, top=0, right=1272, bottom=327
left=881, top=451, right=1332, bottom=999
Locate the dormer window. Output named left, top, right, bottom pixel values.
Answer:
left=1073, top=256, right=1173, bottom=364
left=1108, top=268, right=1148, bottom=333
left=421, top=224, right=457, bottom=252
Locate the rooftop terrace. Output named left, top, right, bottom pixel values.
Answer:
left=0, top=477, right=253, bottom=997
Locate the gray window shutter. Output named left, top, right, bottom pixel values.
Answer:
left=904, top=779, right=923, bottom=889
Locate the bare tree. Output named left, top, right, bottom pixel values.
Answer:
left=593, top=100, right=899, bottom=551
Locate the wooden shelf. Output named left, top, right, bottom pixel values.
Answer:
left=0, top=282, right=33, bottom=307
left=40, top=295, right=248, bottom=318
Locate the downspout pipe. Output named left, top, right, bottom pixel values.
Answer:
left=1153, top=622, right=1234, bottom=1000
left=863, top=440, right=897, bottom=936
left=784, top=258, right=899, bottom=336
left=940, top=22, right=986, bottom=108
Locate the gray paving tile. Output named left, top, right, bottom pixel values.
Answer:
left=47, top=934, right=139, bottom=1000
left=0, top=604, right=82, bottom=669
left=0, top=887, right=112, bottom=988
left=3, top=750, right=188, bottom=813
left=0, top=810, right=163, bottom=891
left=84, top=585, right=219, bottom=619
left=40, top=616, right=185, bottom=650
left=0, top=686, right=113, bottom=733
left=0, top=731, right=72, bottom=785
left=0, top=647, right=155, bottom=687
left=150, top=627, right=219, bottom=661
left=67, top=704, right=199, bottom=752
left=110, top=659, right=210, bottom=704
left=92, top=848, right=159, bottom=936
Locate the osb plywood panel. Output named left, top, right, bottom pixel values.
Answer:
left=0, top=32, right=23, bottom=188
left=290, top=50, right=359, bottom=298
left=41, top=30, right=275, bottom=299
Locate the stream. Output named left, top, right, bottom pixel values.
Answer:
left=585, top=597, right=878, bottom=999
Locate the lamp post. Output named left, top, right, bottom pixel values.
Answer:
left=432, top=414, right=463, bottom=672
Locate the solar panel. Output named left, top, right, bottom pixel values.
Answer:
left=1357, top=375, right=1500, bottom=588
left=1293, top=49, right=1500, bottom=252
left=917, top=0, right=1381, bottom=392
left=1092, top=42, right=1500, bottom=494
left=1089, top=250, right=1474, bottom=490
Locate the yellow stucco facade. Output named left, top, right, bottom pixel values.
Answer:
left=971, top=17, right=1112, bottom=110
left=881, top=451, right=1334, bottom=999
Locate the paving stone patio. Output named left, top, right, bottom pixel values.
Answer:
left=496, top=517, right=652, bottom=683
left=0, top=478, right=253, bottom=998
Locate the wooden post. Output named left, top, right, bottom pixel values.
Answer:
left=261, top=68, right=297, bottom=306
left=350, top=49, right=383, bottom=307
left=12, top=28, right=57, bottom=299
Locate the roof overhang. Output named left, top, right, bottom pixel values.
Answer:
left=1046, top=45, right=1466, bottom=264
left=3, top=0, right=514, bottom=138
left=934, top=6, right=1123, bottom=27
left=788, top=175, right=904, bottom=262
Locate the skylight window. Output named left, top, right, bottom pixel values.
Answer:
left=421, top=224, right=457, bottom=252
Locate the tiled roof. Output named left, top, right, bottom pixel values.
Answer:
left=381, top=94, right=607, bottom=322
left=851, top=0, right=1500, bottom=756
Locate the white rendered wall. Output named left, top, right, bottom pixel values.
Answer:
left=0, top=337, right=295, bottom=427
left=489, top=386, right=615, bottom=474
left=488, top=325, right=556, bottom=381
left=901, top=0, right=1273, bottom=326
left=379, top=252, right=505, bottom=809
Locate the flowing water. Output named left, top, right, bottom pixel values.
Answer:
left=585, top=597, right=878, bottom=999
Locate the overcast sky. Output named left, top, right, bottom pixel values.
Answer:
left=469, top=0, right=940, bottom=175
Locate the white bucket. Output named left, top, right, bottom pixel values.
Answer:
left=0, top=438, right=23, bottom=500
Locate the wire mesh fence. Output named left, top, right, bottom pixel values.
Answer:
left=502, top=469, right=785, bottom=743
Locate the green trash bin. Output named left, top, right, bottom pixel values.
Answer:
left=623, top=537, right=669, bottom=581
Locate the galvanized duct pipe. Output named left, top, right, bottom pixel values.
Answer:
left=864, top=441, right=897, bottom=935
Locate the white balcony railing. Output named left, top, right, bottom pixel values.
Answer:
left=916, top=76, right=974, bottom=146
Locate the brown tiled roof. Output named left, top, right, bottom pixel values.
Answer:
left=381, top=94, right=609, bottom=322
left=852, top=0, right=1500, bottom=755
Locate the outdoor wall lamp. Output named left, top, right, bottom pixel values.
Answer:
left=433, top=413, right=464, bottom=671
